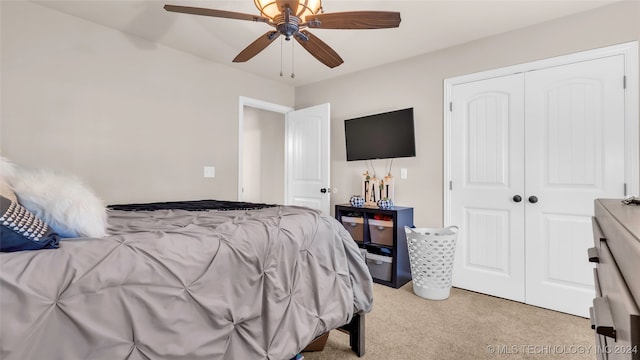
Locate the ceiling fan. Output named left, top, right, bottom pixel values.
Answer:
left=164, top=0, right=401, bottom=69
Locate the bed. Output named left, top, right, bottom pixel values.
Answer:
left=0, top=200, right=373, bottom=360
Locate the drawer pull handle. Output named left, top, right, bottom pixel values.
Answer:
left=377, top=226, right=385, bottom=230
left=592, top=297, right=616, bottom=340
left=587, top=247, right=599, bottom=263
left=349, top=223, right=357, bottom=227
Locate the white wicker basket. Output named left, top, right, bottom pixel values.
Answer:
left=405, top=226, right=459, bottom=300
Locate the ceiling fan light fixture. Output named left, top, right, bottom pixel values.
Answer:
left=296, top=0, right=322, bottom=18
left=253, top=0, right=322, bottom=20
left=165, top=1, right=399, bottom=69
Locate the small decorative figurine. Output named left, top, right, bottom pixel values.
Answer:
left=350, top=195, right=365, bottom=207
left=377, top=198, right=394, bottom=209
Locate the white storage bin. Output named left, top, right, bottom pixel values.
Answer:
left=368, top=219, right=394, bottom=246
left=365, top=253, right=393, bottom=282
left=341, top=216, right=365, bottom=242
left=405, top=226, right=459, bottom=300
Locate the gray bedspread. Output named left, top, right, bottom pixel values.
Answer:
left=0, top=205, right=373, bottom=360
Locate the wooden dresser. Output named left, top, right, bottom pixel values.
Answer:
left=590, top=199, right=640, bottom=360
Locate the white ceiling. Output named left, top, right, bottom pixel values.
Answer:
left=33, top=0, right=620, bottom=86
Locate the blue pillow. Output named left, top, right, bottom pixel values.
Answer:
left=0, top=195, right=60, bottom=252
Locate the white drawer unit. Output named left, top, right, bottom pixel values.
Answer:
left=590, top=199, right=640, bottom=360
left=365, top=253, right=393, bottom=282
left=368, top=219, right=394, bottom=247
left=341, top=216, right=365, bottom=243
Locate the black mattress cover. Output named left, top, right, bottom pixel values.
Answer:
left=108, top=199, right=276, bottom=212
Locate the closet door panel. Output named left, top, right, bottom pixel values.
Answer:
left=524, top=55, right=626, bottom=317
left=450, top=74, right=526, bottom=302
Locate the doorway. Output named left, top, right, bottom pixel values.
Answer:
left=242, top=107, right=286, bottom=204
left=237, top=96, right=293, bottom=203
left=237, top=97, right=332, bottom=215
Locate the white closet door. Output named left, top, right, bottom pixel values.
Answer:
left=524, top=55, right=626, bottom=317
left=450, top=74, right=526, bottom=302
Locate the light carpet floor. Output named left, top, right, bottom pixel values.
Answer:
left=304, top=283, right=595, bottom=360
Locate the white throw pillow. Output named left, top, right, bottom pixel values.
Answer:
left=9, top=167, right=107, bottom=238
left=1, top=156, right=17, bottom=178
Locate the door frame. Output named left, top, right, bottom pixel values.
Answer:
left=237, top=96, right=293, bottom=201
left=443, top=41, right=639, bottom=225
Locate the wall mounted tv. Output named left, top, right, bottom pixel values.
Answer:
left=344, top=108, right=416, bottom=161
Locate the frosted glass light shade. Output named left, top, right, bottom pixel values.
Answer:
left=254, top=0, right=322, bottom=20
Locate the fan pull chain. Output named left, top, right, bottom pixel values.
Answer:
left=291, top=40, right=295, bottom=79
left=279, top=37, right=283, bottom=77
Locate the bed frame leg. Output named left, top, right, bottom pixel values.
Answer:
left=340, top=313, right=365, bottom=357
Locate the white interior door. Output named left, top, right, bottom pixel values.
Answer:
left=285, top=103, right=331, bottom=215
left=450, top=74, right=526, bottom=302
left=449, top=55, right=627, bottom=317
left=524, top=55, right=625, bottom=317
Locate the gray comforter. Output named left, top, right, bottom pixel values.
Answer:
left=0, top=205, right=373, bottom=360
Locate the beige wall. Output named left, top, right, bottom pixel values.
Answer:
left=295, top=1, right=640, bottom=228
left=2, top=1, right=639, bottom=217
left=0, top=1, right=294, bottom=204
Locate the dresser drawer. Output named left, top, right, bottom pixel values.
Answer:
left=591, top=240, right=640, bottom=360
left=595, top=200, right=640, bottom=305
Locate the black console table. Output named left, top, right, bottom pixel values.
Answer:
left=335, top=204, right=414, bottom=289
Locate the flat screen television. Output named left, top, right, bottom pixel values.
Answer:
left=344, top=108, right=416, bottom=161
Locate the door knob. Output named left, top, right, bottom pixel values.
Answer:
left=528, top=196, right=539, bottom=204
left=513, top=195, right=522, bottom=203
left=320, top=188, right=328, bottom=193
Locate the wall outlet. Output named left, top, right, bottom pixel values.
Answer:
left=203, top=166, right=215, bottom=178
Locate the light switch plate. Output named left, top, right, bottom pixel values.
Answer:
left=204, top=166, right=215, bottom=178
left=400, top=168, right=408, bottom=179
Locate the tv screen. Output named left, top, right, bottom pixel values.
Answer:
left=344, top=108, right=416, bottom=161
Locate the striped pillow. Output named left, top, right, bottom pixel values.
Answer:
left=0, top=195, right=60, bottom=252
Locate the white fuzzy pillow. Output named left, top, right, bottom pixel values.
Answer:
left=2, top=158, right=107, bottom=238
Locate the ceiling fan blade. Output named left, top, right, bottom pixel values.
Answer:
left=295, top=30, right=343, bottom=68
left=164, top=5, right=269, bottom=23
left=233, top=31, right=280, bottom=63
left=306, top=11, right=401, bottom=29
